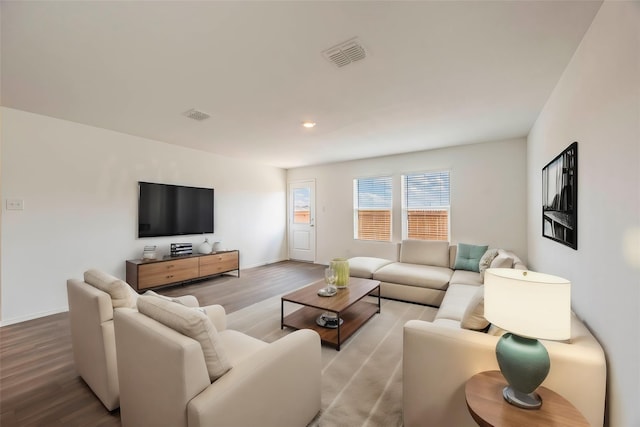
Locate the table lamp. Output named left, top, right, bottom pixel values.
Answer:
left=484, top=268, right=571, bottom=409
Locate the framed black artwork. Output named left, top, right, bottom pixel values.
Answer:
left=542, top=142, right=578, bottom=250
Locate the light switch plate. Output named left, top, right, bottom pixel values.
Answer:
left=6, top=199, right=24, bottom=210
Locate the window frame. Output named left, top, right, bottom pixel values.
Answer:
left=401, top=170, right=451, bottom=241
left=353, top=175, right=393, bottom=242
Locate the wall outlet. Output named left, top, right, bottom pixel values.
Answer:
left=6, top=199, right=24, bottom=210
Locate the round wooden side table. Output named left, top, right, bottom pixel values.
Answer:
left=465, top=370, right=589, bottom=427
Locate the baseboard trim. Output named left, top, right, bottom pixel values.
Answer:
left=0, top=306, right=69, bottom=327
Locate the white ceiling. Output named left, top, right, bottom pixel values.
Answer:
left=1, top=1, right=602, bottom=169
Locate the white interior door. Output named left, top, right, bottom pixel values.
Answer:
left=288, top=180, right=316, bottom=262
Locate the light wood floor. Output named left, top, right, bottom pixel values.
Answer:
left=0, top=260, right=324, bottom=427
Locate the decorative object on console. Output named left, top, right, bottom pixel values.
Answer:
left=142, top=245, right=157, bottom=260
left=198, top=236, right=212, bottom=254
left=331, top=258, right=350, bottom=288
left=484, top=268, right=571, bottom=409
left=170, top=243, right=192, bottom=257
left=212, top=241, right=222, bottom=252
left=542, top=141, right=578, bottom=250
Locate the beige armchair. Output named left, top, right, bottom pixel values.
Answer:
left=66, top=269, right=201, bottom=411
left=113, top=300, right=321, bottom=427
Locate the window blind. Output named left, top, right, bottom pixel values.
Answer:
left=353, top=176, right=392, bottom=241
left=402, top=171, right=450, bottom=241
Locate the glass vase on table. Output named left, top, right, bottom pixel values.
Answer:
left=317, top=267, right=339, bottom=327
left=325, top=267, right=337, bottom=294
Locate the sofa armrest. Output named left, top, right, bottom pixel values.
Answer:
left=403, top=316, right=606, bottom=427
left=403, top=320, right=498, bottom=427
left=202, top=304, right=226, bottom=331
left=188, top=329, right=321, bottom=427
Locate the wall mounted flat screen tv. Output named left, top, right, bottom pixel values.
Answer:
left=138, top=182, right=214, bottom=238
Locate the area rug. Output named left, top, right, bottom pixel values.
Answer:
left=225, top=293, right=437, bottom=427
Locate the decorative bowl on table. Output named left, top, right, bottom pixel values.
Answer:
left=316, top=312, right=343, bottom=328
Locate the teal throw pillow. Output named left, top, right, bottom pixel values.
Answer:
left=454, top=243, right=489, bottom=272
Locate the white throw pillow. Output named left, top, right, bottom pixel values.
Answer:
left=478, top=249, right=499, bottom=281
left=460, top=286, right=490, bottom=331
left=137, top=295, right=231, bottom=381
left=84, top=269, right=137, bottom=309
left=489, top=250, right=514, bottom=269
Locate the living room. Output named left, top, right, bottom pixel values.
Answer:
left=1, top=1, right=638, bottom=426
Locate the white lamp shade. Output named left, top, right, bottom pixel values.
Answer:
left=484, top=268, right=571, bottom=340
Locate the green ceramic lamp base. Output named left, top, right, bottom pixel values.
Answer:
left=495, top=333, right=550, bottom=410
left=502, top=386, right=542, bottom=409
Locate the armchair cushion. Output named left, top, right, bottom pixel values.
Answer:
left=84, top=269, right=137, bottom=309
left=143, top=290, right=200, bottom=308
left=137, top=295, right=232, bottom=381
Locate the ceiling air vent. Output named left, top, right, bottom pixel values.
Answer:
left=322, top=37, right=367, bottom=68
left=183, top=109, right=211, bottom=121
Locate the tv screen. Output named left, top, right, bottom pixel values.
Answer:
left=138, top=182, right=214, bottom=238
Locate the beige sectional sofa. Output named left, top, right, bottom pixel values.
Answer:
left=403, top=311, right=607, bottom=427
left=350, top=240, right=606, bottom=426
left=349, top=239, right=525, bottom=306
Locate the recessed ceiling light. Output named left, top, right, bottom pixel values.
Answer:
left=302, top=121, right=316, bottom=128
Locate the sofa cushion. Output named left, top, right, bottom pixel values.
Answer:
left=449, top=245, right=457, bottom=269
left=218, top=329, right=268, bottom=366
left=454, top=243, right=488, bottom=272
left=434, top=284, right=478, bottom=321
left=373, top=262, right=452, bottom=290
left=460, top=286, right=490, bottom=331
left=450, top=269, right=483, bottom=286
left=348, top=257, right=394, bottom=279
left=478, top=249, right=499, bottom=281
left=84, top=269, right=137, bottom=309
left=137, top=295, right=232, bottom=382
left=400, top=240, right=450, bottom=268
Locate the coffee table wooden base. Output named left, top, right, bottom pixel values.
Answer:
left=283, top=300, right=378, bottom=350
left=281, top=278, right=380, bottom=350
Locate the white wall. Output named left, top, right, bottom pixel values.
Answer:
left=527, top=2, right=639, bottom=426
left=1, top=107, right=287, bottom=325
left=288, top=138, right=527, bottom=265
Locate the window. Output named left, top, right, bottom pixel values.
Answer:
left=353, top=176, right=392, bottom=241
left=292, top=187, right=310, bottom=224
left=402, top=171, right=450, bottom=241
